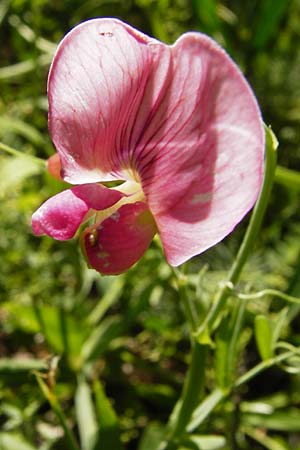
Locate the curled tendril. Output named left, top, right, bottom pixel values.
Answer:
left=274, top=341, right=300, bottom=374
left=229, top=287, right=300, bottom=305
left=221, top=285, right=300, bottom=373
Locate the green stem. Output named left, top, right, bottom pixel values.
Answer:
left=32, top=299, right=49, bottom=341
left=35, top=375, right=80, bottom=450
left=176, top=273, right=199, bottom=333
left=51, top=398, right=81, bottom=450
left=160, top=272, right=206, bottom=447
left=162, top=343, right=208, bottom=449
left=172, top=343, right=207, bottom=437
left=161, top=126, right=278, bottom=449
left=0, top=141, right=46, bottom=166
left=197, top=126, right=278, bottom=336
left=59, top=306, right=73, bottom=369
left=226, top=300, right=246, bottom=385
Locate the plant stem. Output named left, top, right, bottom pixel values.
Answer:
left=32, top=299, right=49, bottom=340
left=159, top=273, right=207, bottom=449
left=161, top=127, right=278, bottom=449
left=35, top=374, right=80, bottom=450
left=172, top=342, right=207, bottom=437
left=161, top=343, right=208, bottom=450
left=59, top=307, right=70, bottom=357
left=176, top=274, right=199, bottom=333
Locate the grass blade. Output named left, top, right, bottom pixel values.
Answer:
left=75, top=376, right=98, bottom=450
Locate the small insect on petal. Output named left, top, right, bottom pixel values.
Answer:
left=88, top=229, right=98, bottom=247
left=99, top=31, right=113, bottom=37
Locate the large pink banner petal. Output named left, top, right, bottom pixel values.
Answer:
left=48, top=18, right=168, bottom=184
left=81, top=202, right=157, bottom=275
left=136, top=33, right=264, bottom=265
left=32, top=183, right=123, bottom=240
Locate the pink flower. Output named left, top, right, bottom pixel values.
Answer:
left=32, top=18, right=264, bottom=275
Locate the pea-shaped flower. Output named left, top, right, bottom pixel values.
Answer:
left=32, top=18, right=264, bottom=275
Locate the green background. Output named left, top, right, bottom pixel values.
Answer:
left=1, top=1, right=300, bottom=449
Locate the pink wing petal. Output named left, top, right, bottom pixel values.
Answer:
left=48, top=18, right=168, bottom=184
left=32, top=184, right=123, bottom=240
left=81, top=202, right=157, bottom=275
left=136, top=33, right=265, bottom=266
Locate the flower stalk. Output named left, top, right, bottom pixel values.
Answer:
left=35, top=373, right=80, bottom=450
left=161, top=126, right=278, bottom=449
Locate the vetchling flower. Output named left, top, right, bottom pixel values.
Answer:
left=32, top=18, right=265, bottom=275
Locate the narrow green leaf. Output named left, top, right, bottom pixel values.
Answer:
left=187, top=388, right=226, bottom=433
left=214, top=317, right=232, bottom=388
left=88, top=277, right=125, bottom=325
left=135, top=383, right=176, bottom=405
left=254, top=315, right=273, bottom=360
left=81, top=316, right=125, bottom=362
left=243, top=428, right=288, bottom=450
left=179, top=434, right=226, bottom=450
left=8, top=14, right=56, bottom=54
left=241, top=400, right=274, bottom=415
left=138, top=422, right=166, bottom=450
left=93, top=379, right=118, bottom=428
left=93, top=379, right=124, bottom=450
left=0, top=115, right=44, bottom=145
left=54, top=306, right=86, bottom=371
left=0, top=0, right=9, bottom=24
left=0, top=142, right=45, bottom=165
left=0, top=357, right=47, bottom=374
left=241, top=392, right=294, bottom=412
left=0, top=54, right=52, bottom=80
left=252, top=0, right=289, bottom=48
left=242, top=410, right=300, bottom=432
left=31, top=303, right=87, bottom=363
left=0, top=432, right=35, bottom=450
left=192, top=0, right=220, bottom=32
left=75, top=376, right=98, bottom=450
left=275, top=165, right=300, bottom=191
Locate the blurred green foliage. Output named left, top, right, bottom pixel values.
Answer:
left=1, top=1, right=300, bottom=449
